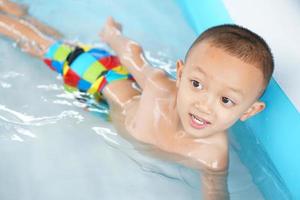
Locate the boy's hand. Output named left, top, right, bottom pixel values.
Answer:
left=99, top=16, right=122, bottom=43
left=98, top=16, right=162, bottom=89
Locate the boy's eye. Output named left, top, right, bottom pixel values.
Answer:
left=222, top=97, right=235, bottom=106
left=191, top=80, right=203, bottom=90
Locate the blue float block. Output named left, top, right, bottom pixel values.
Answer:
left=88, top=48, right=110, bottom=60
left=77, top=79, right=92, bottom=92
left=70, top=53, right=97, bottom=77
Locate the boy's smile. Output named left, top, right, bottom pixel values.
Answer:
left=175, top=41, right=266, bottom=138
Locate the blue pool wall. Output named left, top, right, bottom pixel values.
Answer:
left=176, top=0, right=299, bottom=199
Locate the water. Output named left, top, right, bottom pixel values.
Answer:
left=0, top=0, right=265, bottom=199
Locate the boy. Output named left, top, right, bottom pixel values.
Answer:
left=0, top=6, right=273, bottom=199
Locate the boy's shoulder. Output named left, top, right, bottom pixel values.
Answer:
left=195, top=141, right=228, bottom=172
left=144, top=68, right=176, bottom=93
left=178, top=131, right=229, bottom=172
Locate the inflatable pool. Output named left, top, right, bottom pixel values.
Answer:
left=0, top=0, right=298, bottom=199
left=177, top=0, right=299, bottom=199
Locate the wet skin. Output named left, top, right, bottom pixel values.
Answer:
left=104, top=40, right=266, bottom=172
left=102, top=39, right=266, bottom=200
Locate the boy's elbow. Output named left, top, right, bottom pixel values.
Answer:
left=129, top=42, right=142, bottom=55
left=125, top=41, right=142, bottom=56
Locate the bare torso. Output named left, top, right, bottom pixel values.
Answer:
left=107, top=70, right=228, bottom=172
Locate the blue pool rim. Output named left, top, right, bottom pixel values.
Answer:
left=176, top=0, right=300, bottom=199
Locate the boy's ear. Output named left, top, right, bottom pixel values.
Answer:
left=176, top=60, right=184, bottom=87
left=240, top=101, right=266, bottom=121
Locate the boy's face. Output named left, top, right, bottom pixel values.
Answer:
left=176, top=41, right=266, bottom=138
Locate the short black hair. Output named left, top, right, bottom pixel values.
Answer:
left=185, top=24, right=274, bottom=93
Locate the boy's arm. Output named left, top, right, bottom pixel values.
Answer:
left=100, top=17, right=164, bottom=89
left=197, top=145, right=229, bottom=200
left=201, top=171, right=229, bottom=200
left=177, top=143, right=229, bottom=200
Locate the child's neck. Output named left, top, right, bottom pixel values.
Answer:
left=175, top=128, right=228, bottom=144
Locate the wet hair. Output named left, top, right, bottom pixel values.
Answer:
left=185, top=24, right=274, bottom=95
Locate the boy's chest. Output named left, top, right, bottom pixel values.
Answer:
left=123, top=91, right=179, bottom=150
left=121, top=93, right=227, bottom=170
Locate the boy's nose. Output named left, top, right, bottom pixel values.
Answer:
left=195, top=95, right=214, bottom=115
